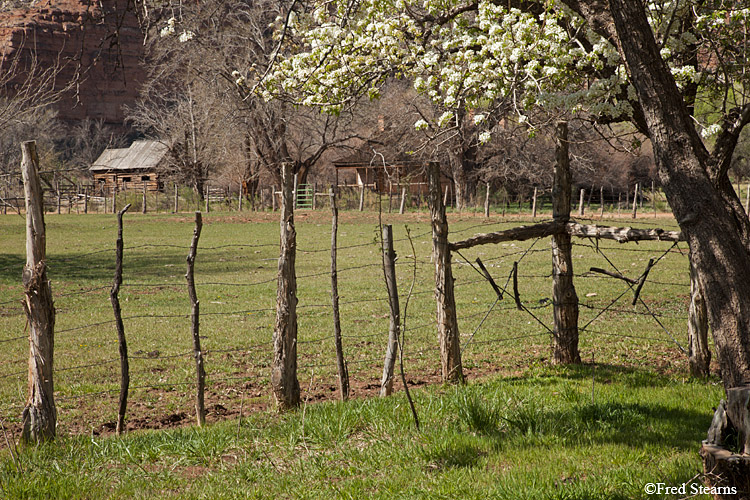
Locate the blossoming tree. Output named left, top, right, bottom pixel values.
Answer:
left=257, top=0, right=750, bottom=457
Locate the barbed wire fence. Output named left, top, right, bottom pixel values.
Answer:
left=0, top=207, right=692, bottom=440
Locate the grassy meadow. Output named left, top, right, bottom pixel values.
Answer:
left=0, top=204, right=724, bottom=498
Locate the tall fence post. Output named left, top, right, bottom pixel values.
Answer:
left=55, top=181, right=62, bottom=215
left=427, top=162, right=463, bottom=383
left=112, top=186, right=117, bottom=214
left=578, top=188, right=585, bottom=217
left=174, top=183, right=179, bottom=213
left=484, top=182, right=491, bottom=218
left=400, top=187, right=407, bottom=214
left=111, top=203, right=131, bottom=435
left=551, top=122, right=581, bottom=364
left=84, top=186, right=88, bottom=214
left=272, top=185, right=277, bottom=212
left=380, top=224, right=400, bottom=396
left=688, top=256, right=711, bottom=377
left=186, top=211, right=206, bottom=425
left=20, top=141, right=57, bottom=443
left=531, top=186, right=538, bottom=219
left=239, top=184, right=243, bottom=212
left=293, top=173, right=299, bottom=210
left=142, top=180, right=147, bottom=214
left=330, top=186, right=349, bottom=400
left=358, top=184, right=365, bottom=211
left=632, top=183, right=639, bottom=219
left=272, top=163, right=301, bottom=410
left=205, top=183, right=210, bottom=213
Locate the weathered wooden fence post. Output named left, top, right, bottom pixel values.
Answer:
left=112, top=186, right=117, bottom=214
left=111, top=203, right=131, bottom=435
left=141, top=180, right=146, bottom=214
left=205, top=183, right=210, bottom=213
left=688, top=256, right=711, bottom=377
left=174, top=183, right=179, bottom=213
left=84, top=186, right=88, bottom=214
left=632, top=183, right=639, bottom=218
left=400, top=187, right=407, bottom=214
left=578, top=188, right=585, bottom=217
left=380, top=224, right=400, bottom=396
left=531, top=187, right=538, bottom=219
left=272, top=185, right=277, bottom=212
left=427, top=162, right=463, bottom=383
left=238, top=184, right=243, bottom=212
left=20, top=141, right=57, bottom=444
left=330, top=186, right=349, bottom=401
left=485, top=182, right=491, bottom=218
left=551, top=122, right=581, bottom=364
left=272, top=163, right=301, bottom=410
left=293, top=173, right=299, bottom=210
left=186, top=211, right=206, bottom=425
left=358, top=184, right=365, bottom=211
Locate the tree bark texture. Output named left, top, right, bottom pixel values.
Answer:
left=111, top=203, right=131, bottom=435
left=606, top=0, right=750, bottom=389
left=427, top=162, right=463, bottom=383
left=551, top=122, right=580, bottom=364
left=330, top=187, right=349, bottom=401
left=186, top=211, right=206, bottom=426
left=380, top=225, right=400, bottom=396
left=20, top=141, right=57, bottom=444
left=272, top=163, right=301, bottom=410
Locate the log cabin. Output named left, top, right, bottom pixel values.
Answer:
left=90, top=140, right=168, bottom=193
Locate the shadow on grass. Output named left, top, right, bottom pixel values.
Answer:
left=0, top=245, right=273, bottom=285
left=455, top=364, right=717, bottom=453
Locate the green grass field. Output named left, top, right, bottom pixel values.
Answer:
left=0, top=207, right=722, bottom=498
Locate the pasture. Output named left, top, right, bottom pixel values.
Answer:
left=0, top=209, right=722, bottom=498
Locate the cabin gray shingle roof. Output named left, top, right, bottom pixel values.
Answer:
left=90, top=140, right=168, bottom=172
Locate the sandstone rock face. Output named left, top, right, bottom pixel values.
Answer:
left=0, top=0, right=146, bottom=127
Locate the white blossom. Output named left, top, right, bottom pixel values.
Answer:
left=437, top=111, right=454, bottom=127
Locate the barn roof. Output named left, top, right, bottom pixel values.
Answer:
left=90, top=140, right=168, bottom=172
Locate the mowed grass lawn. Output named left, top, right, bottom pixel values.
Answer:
left=0, top=208, right=724, bottom=498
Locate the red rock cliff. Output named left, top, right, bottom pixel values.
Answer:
left=0, top=0, right=146, bottom=127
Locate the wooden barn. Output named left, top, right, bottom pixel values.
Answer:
left=90, top=140, right=168, bottom=192
left=332, top=137, right=451, bottom=196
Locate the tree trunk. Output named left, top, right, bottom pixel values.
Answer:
left=20, top=141, right=57, bottom=444
left=427, top=162, right=464, bottom=383
left=272, top=163, right=301, bottom=410
left=607, top=0, right=750, bottom=389
left=551, top=122, right=581, bottom=364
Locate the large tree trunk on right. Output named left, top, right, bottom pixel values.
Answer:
left=606, top=0, right=750, bottom=390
